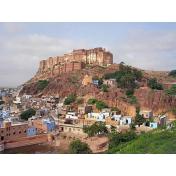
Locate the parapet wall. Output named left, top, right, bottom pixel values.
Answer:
left=37, top=47, right=113, bottom=75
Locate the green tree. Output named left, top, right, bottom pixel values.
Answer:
left=69, top=140, right=92, bottom=154
left=108, top=131, right=137, bottom=149
left=64, top=94, right=76, bottom=105
left=148, top=78, right=163, bottom=90
left=104, top=63, right=143, bottom=91
left=83, top=122, right=108, bottom=137
left=135, top=107, right=145, bottom=126
left=20, top=108, right=36, bottom=121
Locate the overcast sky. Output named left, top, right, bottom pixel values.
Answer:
left=0, top=22, right=176, bottom=87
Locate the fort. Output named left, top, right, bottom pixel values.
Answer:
left=37, top=47, right=113, bottom=76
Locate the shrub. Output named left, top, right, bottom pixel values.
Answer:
left=69, top=140, right=92, bottom=154
left=165, top=85, right=176, bottom=96
left=96, top=101, right=108, bottom=110
left=101, top=84, right=109, bottom=92
left=64, top=94, right=76, bottom=105
left=87, top=98, right=97, bottom=105
left=111, top=107, right=121, bottom=114
left=37, top=80, right=49, bottom=91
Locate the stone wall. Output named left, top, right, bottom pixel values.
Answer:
left=37, top=47, right=113, bottom=75
left=4, top=134, right=49, bottom=150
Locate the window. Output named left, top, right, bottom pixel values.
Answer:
left=13, top=132, right=16, bottom=135
left=19, top=131, right=21, bottom=134
left=1, top=136, right=4, bottom=141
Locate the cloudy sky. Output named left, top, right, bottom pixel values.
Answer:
left=0, top=22, right=176, bottom=87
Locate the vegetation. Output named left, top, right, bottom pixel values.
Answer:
left=134, top=107, right=145, bottom=126
left=104, top=63, right=142, bottom=91
left=37, top=80, right=49, bottom=91
left=165, top=85, right=176, bottom=96
left=110, top=129, right=176, bottom=154
left=111, top=107, right=121, bottom=114
left=147, top=78, right=163, bottom=90
left=64, top=94, right=76, bottom=105
left=87, top=98, right=108, bottom=110
left=108, top=131, right=137, bottom=150
left=87, top=98, right=97, bottom=105
left=107, top=121, right=176, bottom=154
left=96, top=101, right=108, bottom=110
left=128, top=95, right=138, bottom=104
left=125, top=89, right=138, bottom=105
left=101, top=84, right=109, bottom=92
left=69, top=139, right=92, bottom=154
left=169, top=70, right=176, bottom=77
left=83, top=122, right=108, bottom=137
left=20, top=108, right=36, bottom=120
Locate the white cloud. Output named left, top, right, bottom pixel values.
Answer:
left=0, top=34, right=89, bottom=87
left=113, top=30, right=176, bottom=71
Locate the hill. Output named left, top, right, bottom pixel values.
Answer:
left=108, top=127, right=176, bottom=154
left=20, top=63, right=176, bottom=118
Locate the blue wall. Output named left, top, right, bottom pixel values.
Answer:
left=27, top=127, right=37, bottom=136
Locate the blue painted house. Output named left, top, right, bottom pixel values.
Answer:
left=27, top=127, right=37, bottom=136
left=43, top=119, right=56, bottom=132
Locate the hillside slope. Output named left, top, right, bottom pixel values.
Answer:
left=108, top=129, right=176, bottom=154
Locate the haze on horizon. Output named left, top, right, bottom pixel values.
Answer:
left=0, top=22, right=176, bottom=87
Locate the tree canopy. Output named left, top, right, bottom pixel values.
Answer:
left=135, top=107, right=145, bottom=126
left=147, top=78, right=163, bottom=90
left=108, top=131, right=137, bottom=150
left=20, top=108, right=36, bottom=121
left=83, top=122, right=108, bottom=137
left=64, top=94, right=76, bottom=105
left=104, top=63, right=143, bottom=91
